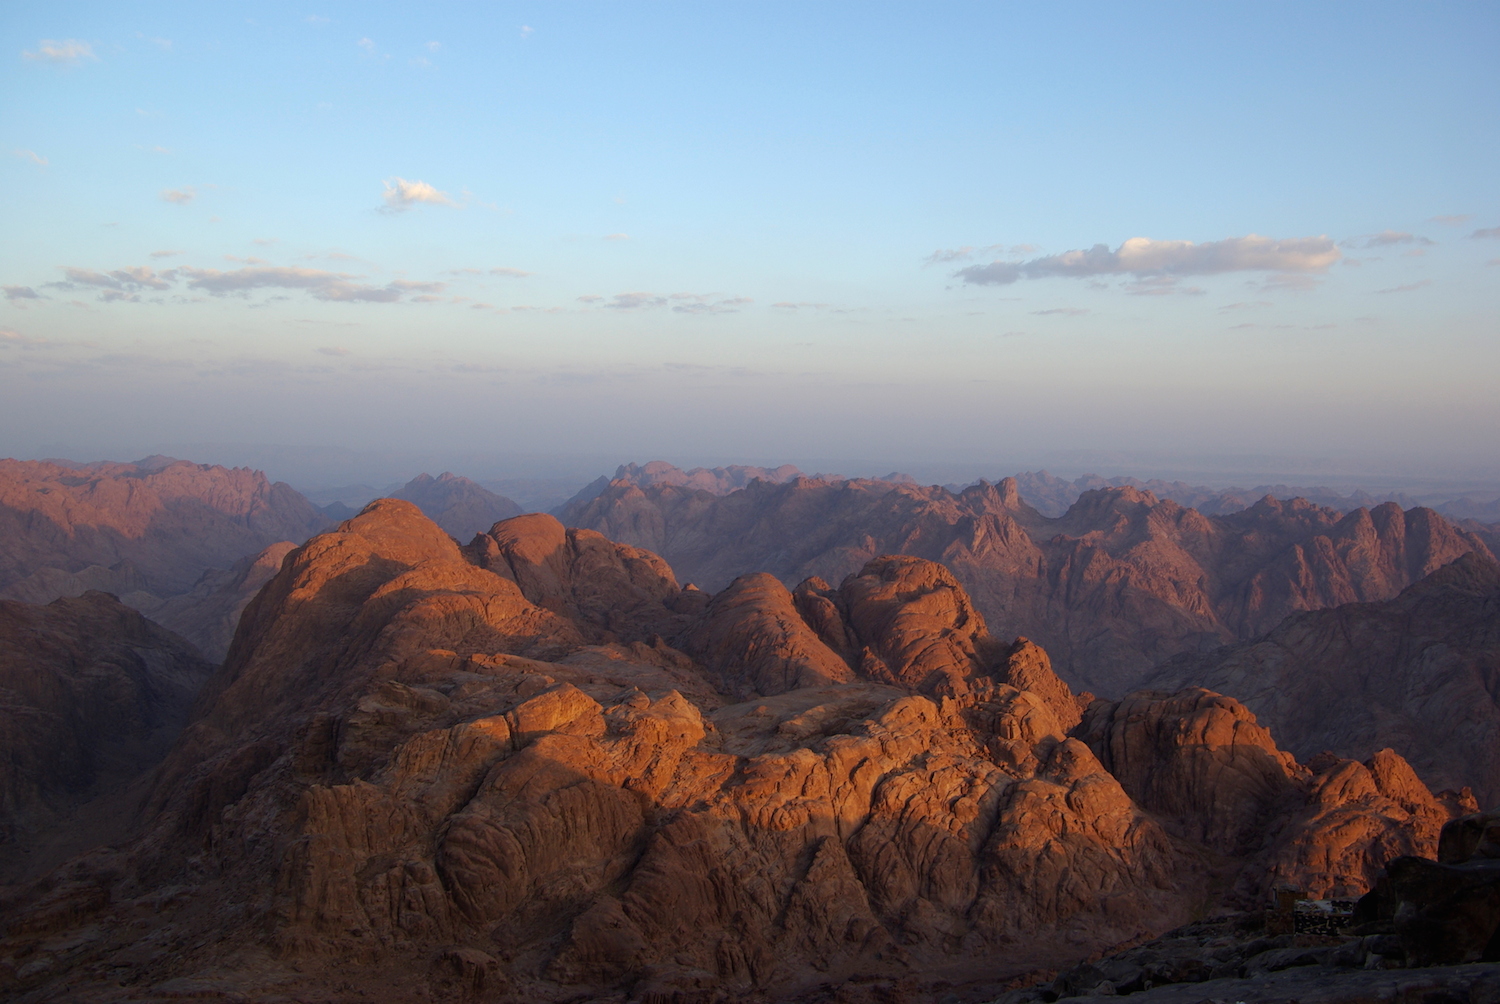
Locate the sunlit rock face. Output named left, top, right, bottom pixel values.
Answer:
left=0, top=502, right=1466, bottom=1002
left=560, top=474, right=1494, bottom=696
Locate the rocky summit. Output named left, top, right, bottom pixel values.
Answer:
left=0, top=501, right=1474, bottom=1003
left=560, top=475, right=1493, bottom=696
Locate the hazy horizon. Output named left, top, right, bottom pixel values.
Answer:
left=4, top=3, right=1497, bottom=489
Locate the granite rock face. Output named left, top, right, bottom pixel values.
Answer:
left=1144, top=552, right=1500, bottom=804
left=0, top=591, right=215, bottom=883
left=560, top=475, right=1492, bottom=695
left=0, top=503, right=1468, bottom=1002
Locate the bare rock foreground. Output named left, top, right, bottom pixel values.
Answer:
left=0, top=502, right=1484, bottom=1002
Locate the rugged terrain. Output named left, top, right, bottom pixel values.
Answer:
left=0, top=502, right=1471, bottom=1003
left=0, top=591, right=215, bottom=885
left=560, top=474, right=1493, bottom=696
left=1143, top=551, right=1500, bottom=805
left=0, top=456, right=328, bottom=608
left=392, top=472, right=525, bottom=540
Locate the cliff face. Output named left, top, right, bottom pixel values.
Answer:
left=0, top=503, right=1464, bottom=1003
left=0, top=591, right=215, bottom=883
left=0, top=457, right=329, bottom=604
left=1143, top=552, right=1500, bottom=806
left=560, top=476, right=1492, bottom=696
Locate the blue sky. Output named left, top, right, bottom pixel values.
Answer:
left=2, top=2, right=1497, bottom=483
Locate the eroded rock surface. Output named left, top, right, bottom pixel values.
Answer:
left=560, top=475, right=1492, bottom=696
left=1145, top=552, right=1500, bottom=804
left=0, top=503, right=1468, bottom=1002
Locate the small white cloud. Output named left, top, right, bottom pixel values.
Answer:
left=23, top=39, right=96, bottom=64
left=380, top=177, right=459, bottom=211
left=489, top=267, right=532, bottom=277
left=357, top=37, right=376, bottom=53
left=160, top=187, right=195, bottom=204
left=603, top=232, right=629, bottom=241
left=13, top=149, right=47, bottom=166
left=1429, top=215, right=1473, bottom=226
left=576, top=294, right=603, bottom=304
left=1469, top=226, right=1500, bottom=240
left=520, top=25, right=534, bottom=38
left=306, top=15, right=331, bottom=24
left=1031, top=307, right=1088, bottom=316
left=252, top=237, right=279, bottom=246
left=426, top=41, right=441, bottom=51
left=149, top=250, right=181, bottom=258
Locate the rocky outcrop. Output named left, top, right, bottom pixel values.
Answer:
left=1143, top=553, right=1500, bottom=804
left=392, top=471, right=524, bottom=540
left=0, top=506, right=1466, bottom=1003
left=0, top=456, right=329, bottom=602
left=561, top=475, right=1493, bottom=695
left=0, top=591, right=215, bottom=884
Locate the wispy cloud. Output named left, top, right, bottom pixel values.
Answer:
left=44, top=261, right=449, bottom=306
left=580, top=291, right=750, bottom=313
left=1259, top=273, right=1322, bottom=292
left=924, top=243, right=1036, bottom=265
left=1469, top=226, right=1500, bottom=240
left=149, top=250, right=182, bottom=258
left=160, top=187, right=195, bottom=204
left=954, top=234, right=1340, bottom=286
left=182, top=266, right=399, bottom=301
left=1340, top=230, right=1434, bottom=248
left=1429, top=214, right=1474, bottom=226
left=1031, top=307, right=1089, bottom=316
left=4, top=286, right=41, bottom=301
left=22, top=39, right=96, bottom=64
left=603, top=232, right=630, bottom=241
left=490, top=267, right=532, bottom=277
left=1374, top=280, right=1433, bottom=294
left=1218, top=300, right=1272, bottom=311
left=380, top=177, right=458, bottom=212
left=520, top=26, right=534, bottom=39
left=772, top=301, right=830, bottom=310
left=13, top=149, right=47, bottom=166
left=1123, top=276, right=1205, bottom=296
